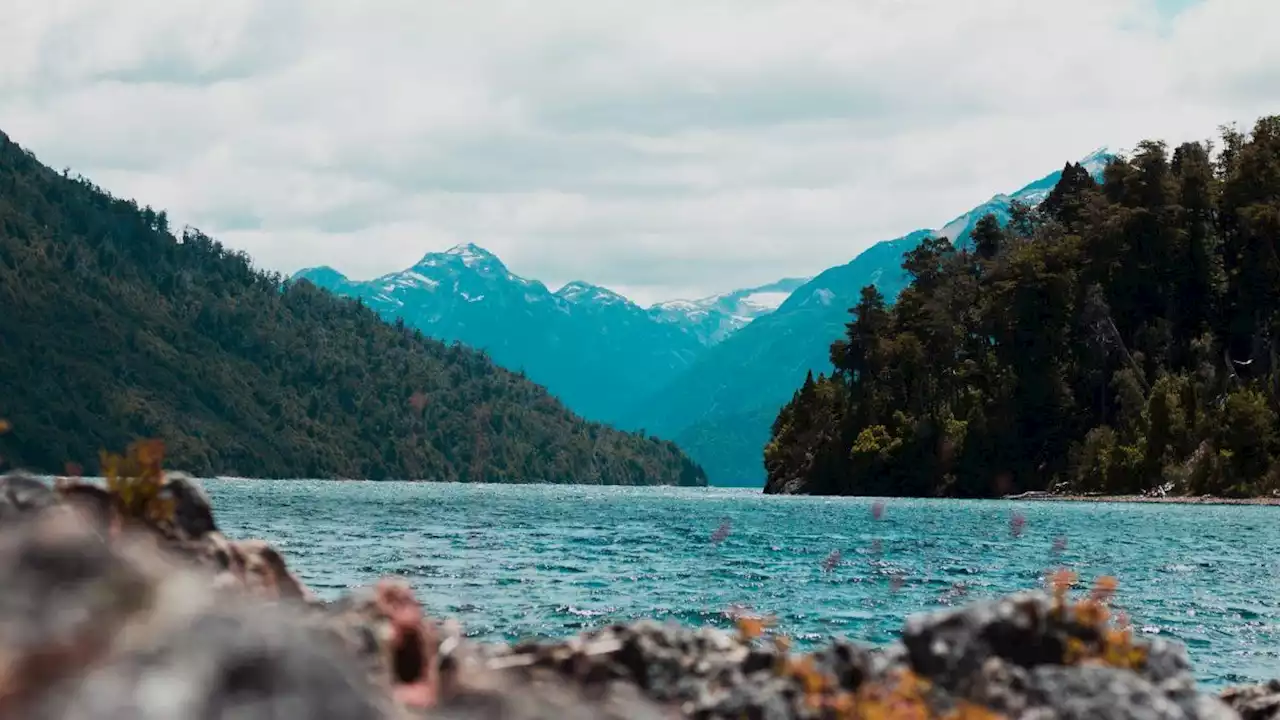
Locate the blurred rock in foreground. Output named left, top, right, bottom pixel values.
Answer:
left=0, top=469, right=1275, bottom=719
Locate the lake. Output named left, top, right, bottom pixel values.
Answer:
left=204, top=479, right=1280, bottom=688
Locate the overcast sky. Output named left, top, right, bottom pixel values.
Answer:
left=2, top=1, right=1276, bottom=305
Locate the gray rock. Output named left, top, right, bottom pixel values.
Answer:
left=1222, top=679, right=1280, bottom=720
left=32, top=603, right=387, bottom=720
left=1024, top=665, right=1237, bottom=720
left=162, top=472, right=217, bottom=539
left=1026, top=665, right=1189, bottom=720
left=902, top=591, right=1066, bottom=692
left=1, top=513, right=386, bottom=720
left=57, top=482, right=115, bottom=531
left=429, top=671, right=669, bottom=720
left=0, top=472, right=56, bottom=523
left=0, top=512, right=157, bottom=716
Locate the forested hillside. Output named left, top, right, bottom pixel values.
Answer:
left=0, top=131, right=706, bottom=486
left=765, top=117, right=1280, bottom=498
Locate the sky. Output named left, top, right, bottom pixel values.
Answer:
left=1, top=1, right=1277, bottom=306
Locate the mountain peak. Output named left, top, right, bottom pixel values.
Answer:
left=444, top=242, right=496, bottom=260
left=1079, top=147, right=1114, bottom=176
left=416, top=243, right=505, bottom=271
left=556, top=281, right=631, bottom=306
left=291, top=266, right=349, bottom=288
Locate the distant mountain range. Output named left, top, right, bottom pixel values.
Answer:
left=650, top=278, right=811, bottom=345
left=296, top=148, right=1112, bottom=486
left=622, top=149, right=1114, bottom=485
left=293, top=246, right=805, bottom=427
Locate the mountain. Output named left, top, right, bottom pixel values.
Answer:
left=293, top=249, right=799, bottom=427
left=0, top=129, right=706, bottom=486
left=649, top=277, right=811, bottom=345
left=627, top=149, right=1115, bottom=486
left=766, top=120, right=1280, bottom=498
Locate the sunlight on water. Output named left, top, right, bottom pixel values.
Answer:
left=204, top=479, right=1280, bottom=689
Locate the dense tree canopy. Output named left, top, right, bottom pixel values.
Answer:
left=0, top=131, right=706, bottom=486
left=765, top=117, right=1280, bottom=498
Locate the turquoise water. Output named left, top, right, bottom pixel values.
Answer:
left=204, top=480, right=1280, bottom=688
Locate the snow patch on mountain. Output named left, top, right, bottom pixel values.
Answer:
left=555, top=281, right=635, bottom=308
left=444, top=242, right=497, bottom=267
left=649, top=277, right=811, bottom=345
left=739, top=291, right=791, bottom=311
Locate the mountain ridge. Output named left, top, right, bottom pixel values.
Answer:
left=0, top=129, right=706, bottom=486
left=293, top=246, right=717, bottom=426
left=626, top=150, right=1116, bottom=485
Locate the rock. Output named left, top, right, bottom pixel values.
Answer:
left=428, top=670, right=670, bottom=719
left=4, top=465, right=1279, bottom=719
left=30, top=602, right=387, bottom=720
left=56, top=482, right=116, bottom=532
left=0, top=472, right=56, bottom=523
left=0, top=512, right=160, bottom=716
left=902, top=591, right=1068, bottom=692
left=0, top=511, right=388, bottom=720
left=233, top=538, right=309, bottom=600
left=1222, top=679, right=1280, bottom=720
left=1025, top=665, right=1235, bottom=720
left=161, top=471, right=218, bottom=539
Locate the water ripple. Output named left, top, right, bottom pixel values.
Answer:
left=204, top=480, right=1280, bottom=689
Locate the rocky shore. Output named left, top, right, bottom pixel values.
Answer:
left=1003, top=491, right=1280, bottom=506
left=3, top=468, right=1279, bottom=720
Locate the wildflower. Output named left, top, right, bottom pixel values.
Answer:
left=1073, top=598, right=1110, bottom=627
left=821, top=549, right=842, bottom=572
left=1090, top=575, right=1119, bottom=604
left=710, top=518, right=731, bottom=545
left=1101, top=627, right=1146, bottom=670
left=735, top=614, right=775, bottom=640
left=408, top=391, right=429, bottom=414
left=1049, top=568, right=1077, bottom=608
left=1052, top=535, right=1068, bottom=555
left=1009, top=512, right=1026, bottom=538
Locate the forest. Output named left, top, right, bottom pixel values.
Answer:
left=0, top=130, right=706, bottom=486
left=765, top=116, right=1280, bottom=498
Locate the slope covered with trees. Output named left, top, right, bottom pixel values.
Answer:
left=765, top=117, right=1280, bottom=498
left=0, top=131, right=706, bottom=486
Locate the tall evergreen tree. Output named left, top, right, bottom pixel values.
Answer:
left=765, top=117, right=1280, bottom=498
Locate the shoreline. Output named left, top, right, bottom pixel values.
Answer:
left=1004, top=491, right=1280, bottom=506
left=4, top=468, right=1278, bottom=718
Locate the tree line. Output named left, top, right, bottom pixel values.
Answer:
left=0, top=130, right=706, bottom=486
left=766, top=117, right=1280, bottom=498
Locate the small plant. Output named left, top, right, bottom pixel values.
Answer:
left=1048, top=571, right=1147, bottom=672
left=734, top=613, right=775, bottom=641
left=98, top=438, right=175, bottom=525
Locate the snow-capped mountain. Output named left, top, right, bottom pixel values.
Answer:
left=649, top=277, right=811, bottom=345
left=625, top=150, right=1116, bottom=485
left=934, top=147, right=1112, bottom=248
left=293, top=244, right=782, bottom=426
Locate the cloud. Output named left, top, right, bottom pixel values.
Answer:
left=1, top=0, right=1277, bottom=305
